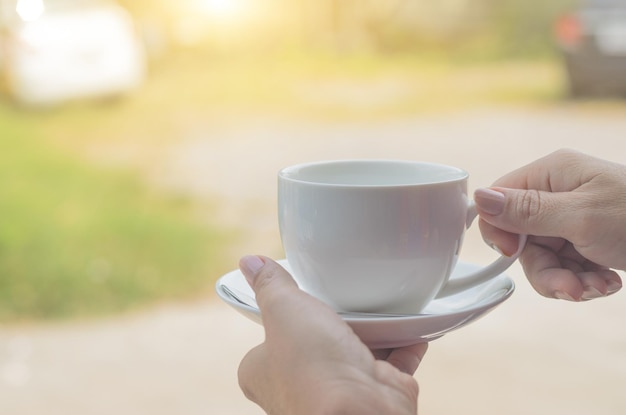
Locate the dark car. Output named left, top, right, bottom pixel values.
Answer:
left=554, top=0, right=626, bottom=97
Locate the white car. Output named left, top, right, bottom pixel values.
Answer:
left=0, top=0, right=146, bottom=106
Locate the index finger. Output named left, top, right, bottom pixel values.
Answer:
left=493, top=149, right=604, bottom=192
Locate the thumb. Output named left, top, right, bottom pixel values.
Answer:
left=239, top=255, right=300, bottom=315
left=239, top=255, right=333, bottom=335
left=474, top=187, right=574, bottom=238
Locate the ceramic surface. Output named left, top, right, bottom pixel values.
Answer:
left=216, top=259, right=515, bottom=349
left=278, top=159, right=522, bottom=313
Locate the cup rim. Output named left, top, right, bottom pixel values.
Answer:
left=278, top=159, right=469, bottom=187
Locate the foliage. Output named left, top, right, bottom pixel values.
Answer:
left=480, top=0, right=579, bottom=57
left=118, top=0, right=579, bottom=59
left=0, top=107, right=228, bottom=321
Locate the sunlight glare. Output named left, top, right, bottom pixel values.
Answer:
left=198, top=0, right=246, bottom=20
left=16, top=0, right=45, bottom=22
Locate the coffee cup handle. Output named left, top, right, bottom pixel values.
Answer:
left=435, top=200, right=527, bottom=298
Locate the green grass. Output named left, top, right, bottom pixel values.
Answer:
left=0, top=109, right=230, bottom=321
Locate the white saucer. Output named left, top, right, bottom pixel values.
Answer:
left=215, top=260, right=514, bottom=349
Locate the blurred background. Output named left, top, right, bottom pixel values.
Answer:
left=0, top=0, right=625, bottom=414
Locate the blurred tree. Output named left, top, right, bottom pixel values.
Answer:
left=111, top=0, right=578, bottom=58
left=297, top=0, right=490, bottom=53
left=482, top=0, right=577, bottom=56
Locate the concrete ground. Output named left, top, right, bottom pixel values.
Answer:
left=1, top=106, right=625, bottom=414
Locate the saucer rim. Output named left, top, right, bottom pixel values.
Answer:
left=215, top=259, right=515, bottom=322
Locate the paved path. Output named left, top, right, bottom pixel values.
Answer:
left=2, top=106, right=626, bottom=415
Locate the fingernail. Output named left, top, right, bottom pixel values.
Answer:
left=582, top=286, right=604, bottom=300
left=555, top=291, right=578, bottom=301
left=239, top=255, right=265, bottom=283
left=607, top=280, right=622, bottom=295
left=474, top=188, right=505, bottom=216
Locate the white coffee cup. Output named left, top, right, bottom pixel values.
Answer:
left=278, top=159, right=526, bottom=314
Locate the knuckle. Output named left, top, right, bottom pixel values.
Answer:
left=252, top=266, right=281, bottom=296
left=550, top=148, right=584, bottom=167
left=237, top=375, right=256, bottom=402
left=552, top=148, right=579, bottom=159
left=252, top=264, right=296, bottom=310
left=237, top=348, right=264, bottom=403
left=517, top=189, right=543, bottom=224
